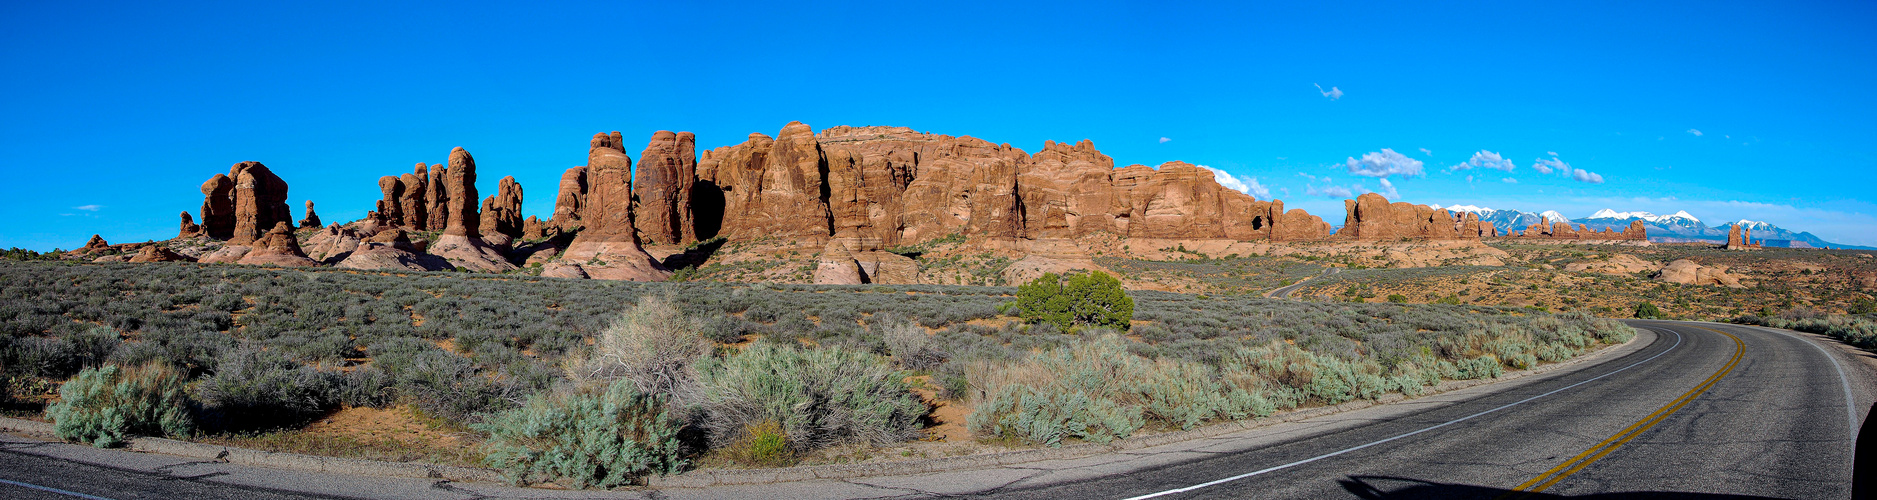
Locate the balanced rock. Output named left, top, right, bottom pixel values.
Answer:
left=237, top=222, right=318, bottom=267
left=298, top=201, right=321, bottom=228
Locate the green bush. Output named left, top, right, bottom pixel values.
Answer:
left=1634, top=302, right=1665, bottom=319
left=474, top=379, right=685, bottom=489
left=46, top=364, right=195, bottom=447
left=1014, top=271, right=1134, bottom=332
left=695, top=343, right=925, bottom=451
left=1386, top=294, right=1408, bottom=303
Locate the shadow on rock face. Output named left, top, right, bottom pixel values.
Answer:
left=1336, top=475, right=1780, bottom=500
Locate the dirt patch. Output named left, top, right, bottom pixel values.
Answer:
left=301, top=405, right=469, bottom=448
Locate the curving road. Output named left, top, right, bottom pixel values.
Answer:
left=1268, top=267, right=1339, bottom=299
left=956, top=320, right=1874, bottom=499
left=0, top=320, right=1870, bottom=499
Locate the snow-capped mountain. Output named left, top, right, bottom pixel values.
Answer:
left=1586, top=209, right=1702, bottom=226
left=1433, top=204, right=1553, bottom=235
left=1429, top=204, right=1868, bottom=248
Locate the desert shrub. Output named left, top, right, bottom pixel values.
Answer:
left=718, top=420, right=794, bottom=467
left=46, top=364, right=195, bottom=447
left=371, top=337, right=509, bottom=423
left=1014, top=271, right=1134, bottom=332
left=475, top=379, right=685, bottom=489
left=694, top=343, right=924, bottom=451
left=878, top=318, right=943, bottom=371
left=192, top=347, right=365, bottom=431
left=965, top=334, right=1285, bottom=446
left=573, top=295, right=709, bottom=399
left=1634, top=302, right=1665, bottom=319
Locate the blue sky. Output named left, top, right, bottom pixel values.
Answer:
left=4, top=1, right=1875, bottom=250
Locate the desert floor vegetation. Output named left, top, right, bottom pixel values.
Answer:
left=2, top=259, right=1638, bottom=488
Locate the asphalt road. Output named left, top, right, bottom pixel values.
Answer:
left=0, top=320, right=1869, bottom=499
left=959, top=320, right=1872, bottom=499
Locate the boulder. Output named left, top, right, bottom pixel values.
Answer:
left=128, top=245, right=191, bottom=263
left=813, top=241, right=865, bottom=284
left=196, top=245, right=251, bottom=264
left=237, top=222, right=319, bottom=267
left=1654, top=259, right=1743, bottom=288
left=540, top=262, right=590, bottom=279
left=298, top=201, right=321, bottom=229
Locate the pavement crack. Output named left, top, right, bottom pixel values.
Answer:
left=429, top=480, right=491, bottom=499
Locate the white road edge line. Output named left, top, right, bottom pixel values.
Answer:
left=0, top=478, right=118, bottom=500
left=1120, top=326, right=1683, bottom=500
left=1742, top=323, right=1860, bottom=441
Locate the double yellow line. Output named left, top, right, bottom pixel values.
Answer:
left=1503, top=326, right=1745, bottom=497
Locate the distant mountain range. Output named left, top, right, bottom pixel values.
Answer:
left=1432, top=205, right=1871, bottom=250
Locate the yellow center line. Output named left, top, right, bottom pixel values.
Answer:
left=1502, top=326, right=1744, bottom=498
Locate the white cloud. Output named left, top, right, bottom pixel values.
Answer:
left=1566, top=167, right=1605, bottom=184
left=1343, top=149, right=1425, bottom=178
left=1314, top=83, right=1344, bottom=100
left=1687, top=129, right=1703, bottom=136
left=1466, top=175, right=1475, bottom=183
left=73, top=205, right=102, bottom=211
left=1546, top=151, right=1559, bottom=156
left=1532, top=157, right=1567, bottom=174
left=1377, top=178, right=1399, bottom=199
left=1502, top=177, right=1518, bottom=183
left=1307, top=183, right=1354, bottom=198
left=1198, top=165, right=1271, bottom=199
left=1159, top=137, right=1171, bottom=144
left=1419, top=148, right=1433, bottom=156
left=1449, top=150, right=1515, bottom=172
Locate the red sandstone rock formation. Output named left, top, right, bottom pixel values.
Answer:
left=479, top=175, right=523, bottom=241
left=129, top=245, right=191, bottom=263
left=559, top=132, right=668, bottom=281
left=1332, top=193, right=1481, bottom=241
left=425, top=162, right=449, bottom=231
left=199, top=174, right=236, bottom=240
left=442, top=148, right=480, bottom=237
left=1725, top=223, right=1760, bottom=250
left=225, top=162, right=293, bottom=246
left=298, top=201, right=321, bottom=229
left=377, top=175, right=405, bottom=227
left=522, top=216, right=546, bottom=240
left=633, top=131, right=697, bottom=245
left=336, top=228, right=453, bottom=272
left=80, top=235, right=109, bottom=253
left=178, top=212, right=201, bottom=238
left=550, top=166, right=586, bottom=230
left=236, top=222, right=318, bottom=267
left=401, top=164, right=429, bottom=231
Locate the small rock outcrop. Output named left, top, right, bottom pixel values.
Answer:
left=236, top=222, right=318, bottom=267
left=550, top=166, right=586, bottom=230
left=336, top=228, right=453, bottom=272
left=1725, top=224, right=1760, bottom=250
left=479, top=175, right=524, bottom=242
left=1654, top=259, right=1743, bottom=288
left=79, top=235, right=110, bottom=254
left=298, top=201, right=321, bottom=229
left=178, top=212, right=201, bottom=238
left=129, top=245, right=191, bottom=263
left=812, top=241, right=865, bottom=285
